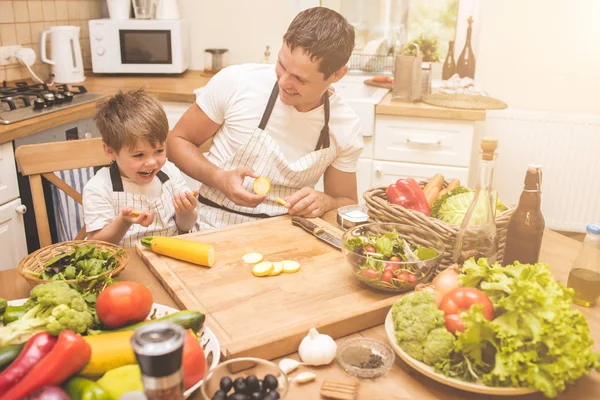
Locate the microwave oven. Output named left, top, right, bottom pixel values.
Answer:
left=88, top=19, right=189, bottom=74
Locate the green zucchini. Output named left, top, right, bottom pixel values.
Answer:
left=0, top=344, right=24, bottom=371
left=104, top=310, right=205, bottom=334
left=2, top=306, right=27, bottom=325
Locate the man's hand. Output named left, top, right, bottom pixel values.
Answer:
left=284, top=187, right=335, bottom=218
left=121, top=208, right=155, bottom=227
left=217, top=168, right=266, bottom=208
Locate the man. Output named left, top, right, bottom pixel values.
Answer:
left=167, top=7, right=363, bottom=230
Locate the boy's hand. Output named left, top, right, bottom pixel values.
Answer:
left=121, top=208, right=155, bottom=227
left=173, top=192, right=198, bottom=214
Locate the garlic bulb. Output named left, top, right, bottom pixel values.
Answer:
left=298, top=327, right=337, bottom=366
left=279, top=358, right=302, bottom=374
left=291, top=372, right=317, bottom=383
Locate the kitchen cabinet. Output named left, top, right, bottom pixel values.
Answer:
left=0, top=142, right=27, bottom=270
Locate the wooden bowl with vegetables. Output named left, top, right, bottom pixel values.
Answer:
left=17, top=240, right=128, bottom=287
left=342, top=223, right=445, bottom=293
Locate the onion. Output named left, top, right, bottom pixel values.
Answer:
left=23, top=386, right=70, bottom=400
left=431, top=264, right=461, bottom=306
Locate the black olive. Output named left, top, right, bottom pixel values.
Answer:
left=233, top=377, right=245, bottom=387
left=220, top=377, right=234, bottom=393
left=262, top=374, right=278, bottom=391
left=245, top=375, right=260, bottom=392
left=212, top=390, right=227, bottom=400
left=264, top=391, right=280, bottom=400
left=233, top=379, right=248, bottom=394
left=228, top=394, right=250, bottom=400
left=250, top=393, right=263, bottom=400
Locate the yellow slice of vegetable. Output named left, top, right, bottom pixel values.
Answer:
left=253, top=176, right=271, bottom=195
left=270, top=261, right=284, bottom=276
left=129, top=210, right=144, bottom=217
left=242, top=252, right=264, bottom=264
left=282, top=260, right=301, bottom=274
left=252, top=261, right=274, bottom=277
left=275, top=197, right=287, bottom=206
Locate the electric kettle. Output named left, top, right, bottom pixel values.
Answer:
left=40, top=26, right=85, bottom=84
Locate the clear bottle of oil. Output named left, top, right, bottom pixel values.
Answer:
left=567, top=223, right=600, bottom=306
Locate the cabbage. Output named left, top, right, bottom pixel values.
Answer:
left=433, top=188, right=507, bottom=225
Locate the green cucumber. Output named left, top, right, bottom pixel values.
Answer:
left=107, top=310, right=205, bottom=334
left=2, top=306, right=27, bottom=325
left=0, top=344, right=24, bottom=371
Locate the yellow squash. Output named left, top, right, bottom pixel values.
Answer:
left=80, top=331, right=136, bottom=377
left=140, top=236, right=216, bottom=267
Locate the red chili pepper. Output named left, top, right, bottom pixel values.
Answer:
left=386, top=178, right=430, bottom=216
left=0, top=332, right=57, bottom=394
left=0, top=330, right=91, bottom=400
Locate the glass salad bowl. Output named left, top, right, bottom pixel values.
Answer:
left=342, top=223, right=445, bottom=293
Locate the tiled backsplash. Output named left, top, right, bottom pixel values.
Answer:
left=0, top=0, right=102, bottom=82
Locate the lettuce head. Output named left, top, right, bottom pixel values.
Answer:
left=431, top=186, right=507, bottom=225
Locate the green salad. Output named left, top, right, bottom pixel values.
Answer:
left=30, top=245, right=122, bottom=281
left=344, top=230, right=439, bottom=290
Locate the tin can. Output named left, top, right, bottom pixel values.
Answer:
left=131, top=321, right=186, bottom=400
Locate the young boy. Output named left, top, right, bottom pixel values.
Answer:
left=83, top=89, right=198, bottom=247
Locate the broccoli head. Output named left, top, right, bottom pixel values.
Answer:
left=423, top=327, right=456, bottom=366
left=400, top=339, right=424, bottom=361
left=0, top=282, right=94, bottom=346
left=393, top=302, right=444, bottom=342
left=0, top=298, right=6, bottom=315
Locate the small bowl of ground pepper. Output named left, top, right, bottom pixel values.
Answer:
left=336, top=337, right=395, bottom=379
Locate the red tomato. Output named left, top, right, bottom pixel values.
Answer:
left=383, top=262, right=400, bottom=274
left=96, top=281, right=153, bottom=328
left=389, top=256, right=402, bottom=262
left=396, top=271, right=417, bottom=286
left=406, top=272, right=417, bottom=285
left=360, top=268, right=380, bottom=279
left=364, top=245, right=376, bottom=253
left=183, top=329, right=207, bottom=390
left=381, top=271, right=394, bottom=284
left=439, top=287, right=494, bottom=334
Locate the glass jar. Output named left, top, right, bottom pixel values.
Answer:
left=204, top=49, right=229, bottom=75
left=567, top=223, right=600, bottom=306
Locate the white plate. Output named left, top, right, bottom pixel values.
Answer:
left=5, top=299, right=220, bottom=398
left=384, top=307, right=537, bottom=396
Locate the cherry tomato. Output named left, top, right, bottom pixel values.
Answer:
left=381, top=270, right=394, bottom=284
left=406, top=272, right=417, bottom=285
left=96, top=281, right=153, bottom=328
left=364, top=245, right=376, bottom=253
left=389, top=256, right=402, bottom=262
left=439, top=287, right=494, bottom=334
left=360, top=268, right=380, bottom=279
left=383, top=262, right=400, bottom=274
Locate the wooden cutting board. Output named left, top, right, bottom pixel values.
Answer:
left=136, top=216, right=404, bottom=361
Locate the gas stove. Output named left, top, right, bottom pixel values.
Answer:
left=0, top=81, right=104, bottom=125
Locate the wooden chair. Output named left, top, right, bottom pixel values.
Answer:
left=15, top=138, right=110, bottom=248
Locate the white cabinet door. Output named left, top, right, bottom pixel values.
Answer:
left=0, top=198, right=28, bottom=271
left=371, top=161, right=469, bottom=188
left=0, top=142, right=19, bottom=206
left=356, top=158, right=372, bottom=203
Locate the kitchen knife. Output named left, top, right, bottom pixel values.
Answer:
left=291, top=216, right=342, bottom=250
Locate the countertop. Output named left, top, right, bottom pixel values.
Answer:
left=0, top=71, right=485, bottom=144
left=0, top=213, right=597, bottom=400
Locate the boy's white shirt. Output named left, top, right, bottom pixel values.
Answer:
left=83, top=160, right=191, bottom=235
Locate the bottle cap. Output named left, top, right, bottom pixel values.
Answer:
left=481, top=137, right=498, bottom=160
left=586, top=223, right=600, bottom=235
left=524, top=164, right=542, bottom=189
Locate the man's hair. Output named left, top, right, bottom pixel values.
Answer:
left=283, top=7, right=355, bottom=79
left=94, top=88, right=168, bottom=152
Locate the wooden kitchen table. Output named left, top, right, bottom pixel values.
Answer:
left=1, top=215, right=599, bottom=400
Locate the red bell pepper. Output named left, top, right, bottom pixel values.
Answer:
left=0, top=330, right=91, bottom=400
left=183, top=329, right=207, bottom=390
left=0, top=332, right=57, bottom=394
left=386, top=178, right=430, bottom=216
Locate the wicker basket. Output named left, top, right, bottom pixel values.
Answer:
left=17, top=240, right=128, bottom=288
left=363, top=181, right=514, bottom=269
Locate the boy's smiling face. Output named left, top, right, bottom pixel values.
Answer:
left=104, top=139, right=167, bottom=185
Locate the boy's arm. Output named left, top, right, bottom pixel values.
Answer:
left=87, top=217, right=133, bottom=245
left=175, top=209, right=197, bottom=232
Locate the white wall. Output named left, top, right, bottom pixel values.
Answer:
left=476, top=0, right=600, bottom=114
left=179, top=0, right=318, bottom=70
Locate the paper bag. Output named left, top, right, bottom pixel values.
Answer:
left=392, top=43, right=422, bottom=102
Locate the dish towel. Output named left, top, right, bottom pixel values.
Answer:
left=50, top=167, right=95, bottom=242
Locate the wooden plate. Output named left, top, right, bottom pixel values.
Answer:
left=5, top=299, right=221, bottom=399
left=384, top=308, right=537, bottom=396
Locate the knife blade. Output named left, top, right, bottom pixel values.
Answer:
left=291, top=216, right=342, bottom=250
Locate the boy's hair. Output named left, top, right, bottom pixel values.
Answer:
left=94, top=88, right=168, bottom=152
left=283, top=7, right=355, bottom=80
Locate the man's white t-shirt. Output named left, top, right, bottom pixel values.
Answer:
left=196, top=64, right=363, bottom=172
left=83, top=161, right=190, bottom=233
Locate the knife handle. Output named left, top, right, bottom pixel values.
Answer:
left=291, top=216, right=323, bottom=236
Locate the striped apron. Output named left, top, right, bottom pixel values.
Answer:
left=197, top=83, right=336, bottom=230
left=109, top=163, right=179, bottom=247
